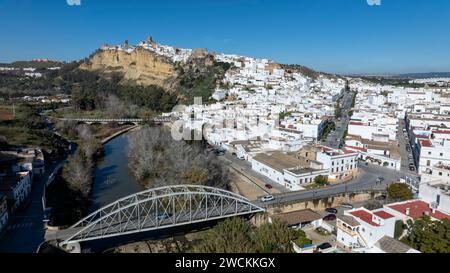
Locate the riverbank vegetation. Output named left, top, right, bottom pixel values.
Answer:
left=61, top=125, right=102, bottom=198
left=46, top=169, right=90, bottom=226
left=128, top=126, right=230, bottom=189
left=46, top=125, right=102, bottom=225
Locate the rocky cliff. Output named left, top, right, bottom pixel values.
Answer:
left=80, top=47, right=178, bottom=89
left=79, top=41, right=229, bottom=103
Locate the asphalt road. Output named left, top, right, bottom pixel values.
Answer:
left=397, top=118, right=420, bottom=177
left=254, top=162, right=407, bottom=207
left=0, top=162, right=62, bottom=253
left=324, top=91, right=355, bottom=148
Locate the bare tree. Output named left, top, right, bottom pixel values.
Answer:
left=62, top=152, right=93, bottom=197
left=105, top=94, right=128, bottom=118
left=128, top=127, right=230, bottom=189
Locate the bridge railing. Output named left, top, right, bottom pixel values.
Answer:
left=59, top=185, right=264, bottom=245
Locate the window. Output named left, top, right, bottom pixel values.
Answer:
left=332, top=162, right=335, bottom=166
left=439, top=172, right=443, bottom=176
left=427, top=160, right=431, bottom=167
left=428, top=151, right=432, bottom=155
left=440, top=153, right=444, bottom=157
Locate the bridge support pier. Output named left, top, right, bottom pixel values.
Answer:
left=59, top=242, right=81, bottom=253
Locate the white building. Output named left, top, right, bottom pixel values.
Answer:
left=384, top=199, right=450, bottom=222
left=348, top=120, right=397, bottom=142
left=418, top=180, right=450, bottom=215
left=337, top=207, right=411, bottom=252
left=0, top=171, right=32, bottom=211
left=252, top=152, right=328, bottom=191
left=315, top=146, right=359, bottom=182
left=345, top=134, right=401, bottom=170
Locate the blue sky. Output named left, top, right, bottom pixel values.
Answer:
left=0, top=0, right=449, bottom=74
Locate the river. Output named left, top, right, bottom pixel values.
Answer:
left=89, top=133, right=143, bottom=212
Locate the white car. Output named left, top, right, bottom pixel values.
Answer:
left=261, top=195, right=275, bottom=202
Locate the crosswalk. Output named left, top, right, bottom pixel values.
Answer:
left=7, top=222, right=34, bottom=231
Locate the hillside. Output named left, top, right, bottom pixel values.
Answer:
left=79, top=38, right=231, bottom=103
left=0, top=60, right=64, bottom=69
left=80, top=47, right=178, bottom=89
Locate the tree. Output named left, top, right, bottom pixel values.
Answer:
left=387, top=183, right=413, bottom=202
left=193, top=218, right=306, bottom=253
left=251, top=220, right=298, bottom=253
left=62, top=151, right=93, bottom=197
left=127, top=127, right=230, bottom=189
left=314, top=175, right=329, bottom=187
left=394, top=220, right=406, bottom=239
left=193, top=218, right=256, bottom=253
left=401, top=217, right=450, bottom=253
left=293, top=229, right=312, bottom=248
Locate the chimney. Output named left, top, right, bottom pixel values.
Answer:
left=405, top=208, right=410, bottom=216
left=424, top=211, right=430, bottom=217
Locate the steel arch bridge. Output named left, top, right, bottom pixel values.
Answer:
left=59, top=185, right=264, bottom=245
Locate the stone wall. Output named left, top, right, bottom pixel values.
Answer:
left=266, top=191, right=385, bottom=215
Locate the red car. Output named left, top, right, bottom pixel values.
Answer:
left=323, top=214, right=337, bottom=221
left=265, top=184, right=273, bottom=189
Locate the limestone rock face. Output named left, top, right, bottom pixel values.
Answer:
left=80, top=48, right=178, bottom=88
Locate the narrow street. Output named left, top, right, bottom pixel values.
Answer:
left=0, top=161, right=62, bottom=253
left=324, top=90, right=355, bottom=149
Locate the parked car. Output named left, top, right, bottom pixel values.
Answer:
left=341, top=203, right=354, bottom=209
left=264, top=184, right=273, bottom=189
left=214, top=150, right=226, bottom=156
left=317, top=242, right=333, bottom=251
left=261, top=195, right=275, bottom=202
left=323, top=214, right=336, bottom=221
left=325, top=208, right=338, bottom=214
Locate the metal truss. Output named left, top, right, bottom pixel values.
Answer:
left=60, top=185, right=265, bottom=245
